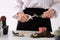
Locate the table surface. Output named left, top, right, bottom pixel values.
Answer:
left=0, top=31, right=55, bottom=40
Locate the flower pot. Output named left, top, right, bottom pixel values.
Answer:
left=3, top=25, right=9, bottom=35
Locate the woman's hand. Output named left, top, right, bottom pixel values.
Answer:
left=41, top=9, right=55, bottom=18
left=17, top=12, right=31, bottom=22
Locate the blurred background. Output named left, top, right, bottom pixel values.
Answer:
left=0, top=0, right=60, bottom=32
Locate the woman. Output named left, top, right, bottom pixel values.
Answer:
left=15, top=0, right=60, bottom=33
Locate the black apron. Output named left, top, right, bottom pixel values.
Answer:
left=16, top=8, right=52, bottom=32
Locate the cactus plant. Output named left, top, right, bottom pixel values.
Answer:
left=1, top=16, right=6, bottom=28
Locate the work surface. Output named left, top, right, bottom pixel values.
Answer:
left=0, top=31, right=55, bottom=40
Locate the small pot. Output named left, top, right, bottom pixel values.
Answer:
left=3, top=25, right=9, bottom=35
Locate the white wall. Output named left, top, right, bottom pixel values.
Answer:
left=0, top=0, right=18, bottom=31
left=0, top=0, right=60, bottom=32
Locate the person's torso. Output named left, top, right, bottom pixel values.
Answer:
left=21, top=0, right=53, bottom=9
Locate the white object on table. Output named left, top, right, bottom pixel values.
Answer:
left=0, top=30, right=55, bottom=40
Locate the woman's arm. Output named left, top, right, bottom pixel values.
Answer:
left=14, top=0, right=31, bottom=22
left=41, top=0, right=60, bottom=18
left=16, top=0, right=24, bottom=12
left=49, top=0, right=60, bottom=17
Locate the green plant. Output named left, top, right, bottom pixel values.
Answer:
left=54, top=27, right=60, bottom=36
